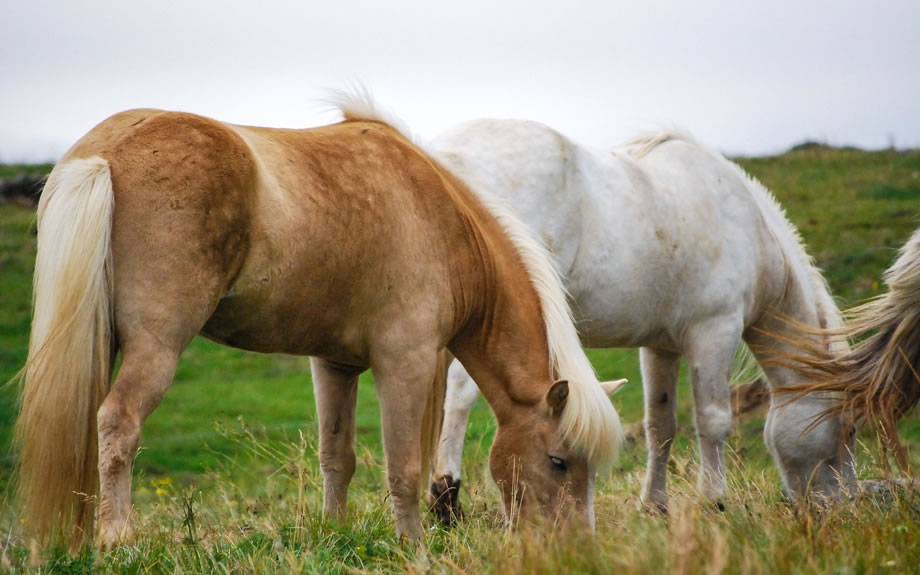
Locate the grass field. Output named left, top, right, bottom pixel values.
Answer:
left=0, top=146, right=918, bottom=573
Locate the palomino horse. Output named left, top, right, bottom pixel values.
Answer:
left=778, top=226, right=920, bottom=469
left=427, top=120, right=855, bottom=521
left=14, top=95, right=622, bottom=552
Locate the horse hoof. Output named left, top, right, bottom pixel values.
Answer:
left=429, top=476, right=464, bottom=526
left=638, top=498, right=669, bottom=517
left=97, top=523, right=133, bottom=551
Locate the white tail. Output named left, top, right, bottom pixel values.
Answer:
left=14, top=156, right=115, bottom=550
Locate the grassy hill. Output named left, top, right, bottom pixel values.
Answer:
left=0, top=147, right=918, bottom=573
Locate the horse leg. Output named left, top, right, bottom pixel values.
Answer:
left=430, top=359, right=479, bottom=524
left=639, top=347, right=680, bottom=512
left=372, top=347, right=438, bottom=540
left=96, top=333, right=181, bottom=549
left=97, top=277, right=224, bottom=548
left=686, top=317, right=742, bottom=504
left=311, top=357, right=360, bottom=518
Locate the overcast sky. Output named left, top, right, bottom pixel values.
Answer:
left=1, top=0, right=917, bottom=162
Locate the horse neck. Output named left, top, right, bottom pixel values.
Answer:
left=450, top=280, right=553, bottom=423
left=735, top=160, right=849, bottom=381
left=443, top=201, right=554, bottom=424
left=749, top=249, right=847, bottom=390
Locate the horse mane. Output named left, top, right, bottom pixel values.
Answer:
left=723, top=161, right=847, bottom=354
left=625, top=130, right=846, bottom=353
left=324, top=86, right=421, bottom=146
left=772, top=228, right=920, bottom=470
left=622, top=131, right=694, bottom=160
left=329, top=90, right=623, bottom=471
left=468, top=190, right=624, bottom=471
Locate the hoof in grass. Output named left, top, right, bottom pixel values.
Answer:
left=429, top=475, right=464, bottom=527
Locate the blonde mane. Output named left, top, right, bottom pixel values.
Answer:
left=325, top=86, right=421, bottom=146
left=330, top=89, right=624, bottom=471
left=466, top=190, right=624, bottom=471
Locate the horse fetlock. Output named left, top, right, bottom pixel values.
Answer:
left=393, top=506, right=424, bottom=541
left=429, top=475, right=464, bottom=526
left=97, top=516, right=133, bottom=550
left=697, top=471, right=727, bottom=501
left=322, top=487, right=349, bottom=518
left=638, top=492, right=669, bottom=516
left=319, top=453, right=356, bottom=480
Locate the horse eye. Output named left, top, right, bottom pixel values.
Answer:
left=549, top=456, right=568, bottom=472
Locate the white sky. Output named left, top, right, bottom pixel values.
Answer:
left=1, top=0, right=917, bottom=162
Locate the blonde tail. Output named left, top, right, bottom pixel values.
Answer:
left=14, top=156, right=115, bottom=550
left=770, top=227, right=920, bottom=471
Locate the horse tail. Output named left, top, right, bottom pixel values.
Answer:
left=774, top=228, right=920, bottom=468
left=13, top=156, right=115, bottom=550
left=420, top=349, right=451, bottom=485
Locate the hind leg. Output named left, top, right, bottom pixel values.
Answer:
left=94, top=135, right=250, bottom=547
left=430, top=359, right=479, bottom=523
left=639, top=347, right=680, bottom=512
left=686, top=316, right=742, bottom=503
left=311, top=358, right=360, bottom=518
left=96, top=333, right=182, bottom=548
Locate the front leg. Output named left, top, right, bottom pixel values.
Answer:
left=686, top=317, right=742, bottom=503
left=639, top=347, right=680, bottom=512
left=430, top=359, right=479, bottom=524
left=311, top=358, right=360, bottom=518
left=373, top=348, right=437, bottom=540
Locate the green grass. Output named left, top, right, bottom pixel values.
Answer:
left=737, top=147, right=920, bottom=301
left=0, top=164, right=52, bottom=180
left=0, top=147, right=918, bottom=573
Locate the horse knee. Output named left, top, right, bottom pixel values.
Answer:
left=319, top=446, right=356, bottom=481
left=697, top=405, right=732, bottom=442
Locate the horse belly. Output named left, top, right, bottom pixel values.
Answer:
left=200, top=265, right=370, bottom=363
left=569, top=279, right=681, bottom=350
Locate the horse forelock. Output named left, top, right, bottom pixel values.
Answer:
left=471, top=189, right=624, bottom=471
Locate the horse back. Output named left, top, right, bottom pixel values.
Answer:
left=59, top=110, right=495, bottom=364
left=201, top=120, right=487, bottom=360
left=562, top=137, right=788, bottom=347
left=55, top=110, right=256, bottom=353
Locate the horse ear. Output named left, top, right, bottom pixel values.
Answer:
left=546, top=379, right=569, bottom=414
left=600, top=378, right=628, bottom=395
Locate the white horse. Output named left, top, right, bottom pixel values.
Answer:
left=427, top=120, right=855, bottom=520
